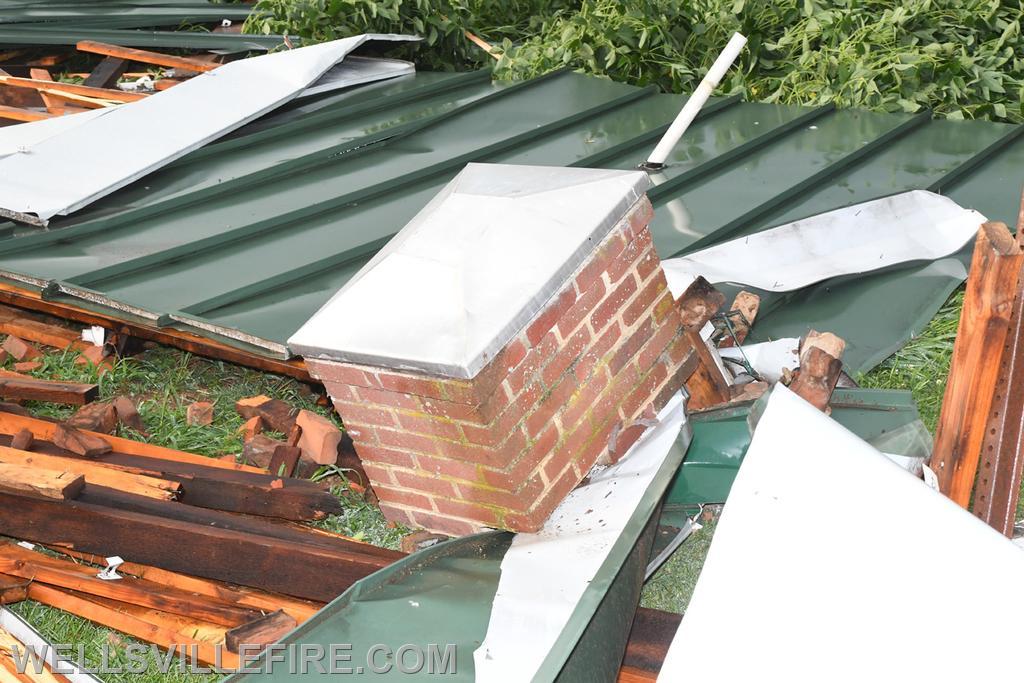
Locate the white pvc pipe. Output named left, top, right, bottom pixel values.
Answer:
left=646, top=32, right=747, bottom=167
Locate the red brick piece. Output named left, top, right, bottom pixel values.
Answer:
left=295, top=409, right=342, bottom=465
left=2, top=336, right=41, bottom=362
left=186, top=401, right=214, bottom=426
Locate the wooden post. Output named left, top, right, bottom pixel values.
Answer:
left=931, top=222, right=1024, bottom=507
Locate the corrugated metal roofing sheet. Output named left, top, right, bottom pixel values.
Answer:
left=0, top=68, right=1019, bottom=366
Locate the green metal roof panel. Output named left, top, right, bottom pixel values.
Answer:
left=0, top=69, right=1019, bottom=362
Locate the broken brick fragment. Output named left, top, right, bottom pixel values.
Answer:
left=186, top=401, right=214, bottom=426
left=66, top=401, right=118, bottom=434
left=2, top=336, right=41, bottom=362
left=295, top=410, right=341, bottom=465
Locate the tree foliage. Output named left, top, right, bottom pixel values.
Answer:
left=245, top=0, right=1024, bottom=122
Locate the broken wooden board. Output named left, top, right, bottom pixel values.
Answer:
left=23, top=583, right=235, bottom=669
left=675, top=276, right=725, bottom=331
left=0, top=105, right=51, bottom=122
left=0, top=544, right=266, bottom=628
left=0, top=411, right=265, bottom=473
left=76, top=41, right=220, bottom=73
left=0, top=75, right=145, bottom=103
left=0, top=576, right=26, bottom=606
left=0, top=377, right=97, bottom=407
left=0, top=445, right=179, bottom=501
left=225, top=610, right=297, bottom=655
left=789, top=346, right=842, bottom=412
left=0, top=305, right=83, bottom=351
left=46, top=547, right=321, bottom=623
left=0, top=492, right=402, bottom=602
left=0, top=463, right=82, bottom=500
left=932, top=222, right=1024, bottom=507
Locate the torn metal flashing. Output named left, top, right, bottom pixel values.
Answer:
left=0, top=33, right=416, bottom=225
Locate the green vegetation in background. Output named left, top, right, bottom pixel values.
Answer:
left=245, top=0, right=1024, bottom=122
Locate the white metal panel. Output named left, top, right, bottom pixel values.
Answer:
left=0, top=34, right=416, bottom=225
left=658, top=385, right=1024, bottom=682
left=661, top=191, right=985, bottom=295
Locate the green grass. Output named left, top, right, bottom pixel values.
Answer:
left=5, top=342, right=408, bottom=682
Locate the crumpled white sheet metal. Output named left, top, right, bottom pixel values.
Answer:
left=661, top=190, right=986, bottom=297
left=657, top=385, right=1024, bottom=682
left=290, top=163, right=651, bottom=378
left=473, top=391, right=686, bottom=682
left=0, top=34, right=416, bottom=225
left=0, top=56, right=414, bottom=161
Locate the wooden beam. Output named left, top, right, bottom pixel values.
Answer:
left=0, top=284, right=310, bottom=381
left=0, top=305, right=86, bottom=351
left=718, top=290, right=760, bottom=347
left=0, top=105, right=50, bottom=122
left=0, top=76, right=146, bottom=103
left=82, top=57, right=128, bottom=89
left=23, top=583, right=233, bottom=669
left=683, top=331, right=730, bottom=410
left=0, top=545, right=264, bottom=627
left=0, top=411, right=267, bottom=473
left=0, top=378, right=97, bottom=406
left=27, top=69, right=63, bottom=116
left=0, top=492, right=402, bottom=602
left=932, top=222, right=1024, bottom=506
left=618, top=607, right=681, bottom=682
left=675, top=276, right=725, bottom=331
left=789, top=346, right=842, bottom=412
left=224, top=610, right=296, bottom=654
left=76, top=41, right=219, bottom=73
left=46, top=547, right=321, bottom=623
left=0, top=445, right=179, bottom=501
left=0, top=576, right=27, bottom=605
left=0, top=464, right=82, bottom=500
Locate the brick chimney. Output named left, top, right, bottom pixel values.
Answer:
left=290, top=164, right=693, bottom=535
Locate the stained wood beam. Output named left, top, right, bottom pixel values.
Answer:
left=0, top=492, right=401, bottom=602
left=932, top=222, right=1024, bottom=506
left=76, top=41, right=219, bottom=73
left=0, top=463, right=82, bottom=500
left=0, top=75, right=145, bottom=103
left=0, top=445, right=179, bottom=501
left=0, top=377, right=97, bottom=406
left=0, top=105, right=50, bottom=122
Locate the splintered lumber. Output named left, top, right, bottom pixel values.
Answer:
left=0, top=492, right=402, bottom=602
left=225, top=610, right=296, bottom=654
left=46, top=548, right=321, bottom=623
left=0, top=411, right=265, bottom=473
left=0, top=306, right=83, bottom=351
left=0, top=446, right=179, bottom=501
left=24, top=583, right=233, bottom=669
left=932, top=222, right=1024, bottom=507
left=0, top=464, right=82, bottom=500
left=52, top=424, right=110, bottom=458
left=973, top=202, right=1024, bottom=535
left=27, top=68, right=62, bottom=116
left=0, top=546, right=263, bottom=627
left=0, top=105, right=50, bottom=122
left=683, top=331, right=730, bottom=410
left=676, top=276, right=726, bottom=331
left=76, top=41, right=219, bottom=74
left=0, top=75, right=146, bottom=103
left=0, top=378, right=98, bottom=407
left=0, top=576, right=26, bottom=605
left=269, top=445, right=301, bottom=478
